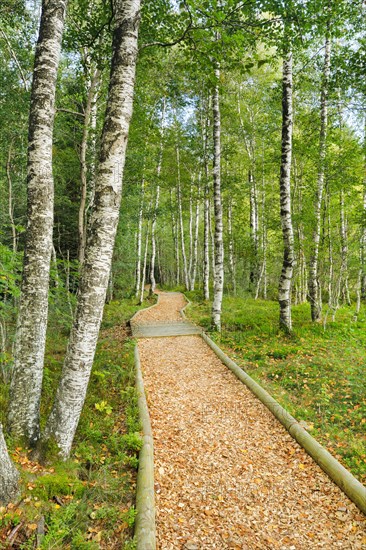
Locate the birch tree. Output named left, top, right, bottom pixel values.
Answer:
left=0, top=425, right=19, bottom=505
left=8, top=0, right=68, bottom=445
left=308, top=26, right=331, bottom=322
left=41, top=0, right=141, bottom=458
left=278, top=50, right=295, bottom=332
left=211, top=65, right=224, bottom=331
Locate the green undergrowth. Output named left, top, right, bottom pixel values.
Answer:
left=1, top=294, right=155, bottom=549
left=185, top=291, right=366, bottom=483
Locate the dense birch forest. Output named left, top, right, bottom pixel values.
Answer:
left=0, top=0, right=365, bottom=546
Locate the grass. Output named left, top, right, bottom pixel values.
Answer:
left=1, top=293, right=155, bottom=549
left=185, top=291, right=366, bottom=484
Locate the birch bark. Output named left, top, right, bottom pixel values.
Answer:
left=176, top=144, right=189, bottom=289
left=42, top=0, right=141, bottom=458
left=6, top=140, right=17, bottom=254
left=361, top=118, right=366, bottom=301
left=211, top=67, right=224, bottom=331
left=203, top=109, right=211, bottom=300
left=78, top=68, right=101, bottom=265
left=8, top=0, right=68, bottom=444
left=0, top=424, right=19, bottom=505
left=135, top=176, right=145, bottom=297
left=278, top=51, right=295, bottom=332
left=190, top=177, right=200, bottom=291
left=150, top=99, right=166, bottom=293
left=308, top=30, right=331, bottom=322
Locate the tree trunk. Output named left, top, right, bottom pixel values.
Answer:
left=135, top=177, right=145, bottom=297
left=249, top=168, right=259, bottom=291
left=176, top=144, right=189, bottom=289
left=227, top=198, right=236, bottom=294
left=339, top=189, right=351, bottom=305
left=0, top=425, right=19, bottom=505
left=8, top=0, right=68, bottom=445
left=361, top=117, right=366, bottom=301
left=140, top=219, right=151, bottom=304
left=211, top=67, right=224, bottom=331
left=78, top=68, right=101, bottom=265
left=190, top=176, right=200, bottom=291
left=203, top=108, right=211, bottom=301
left=278, top=51, right=295, bottom=332
left=6, top=140, right=17, bottom=254
left=41, top=0, right=141, bottom=459
left=150, top=98, right=166, bottom=293
left=308, top=29, right=331, bottom=322
left=170, top=189, right=180, bottom=286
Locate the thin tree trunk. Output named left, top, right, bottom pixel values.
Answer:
left=41, top=0, right=141, bottom=459
left=190, top=176, right=200, bottom=291
left=170, top=189, right=180, bottom=286
left=176, top=144, right=189, bottom=289
left=249, top=168, right=259, bottom=291
left=361, top=117, right=366, bottom=300
left=339, top=189, right=351, bottom=305
left=203, top=107, right=211, bottom=300
left=0, top=424, right=19, bottom=505
left=140, top=220, right=150, bottom=304
left=308, top=28, right=331, bottom=322
left=135, top=177, right=145, bottom=297
left=150, top=98, right=166, bottom=293
left=8, top=0, right=68, bottom=445
left=6, top=140, right=17, bottom=254
left=227, top=198, right=236, bottom=294
left=78, top=68, right=101, bottom=265
left=211, top=66, right=224, bottom=331
left=278, top=51, right=295, bottom=332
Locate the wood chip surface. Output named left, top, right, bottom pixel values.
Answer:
left=136, top=293, right=366, bottom=549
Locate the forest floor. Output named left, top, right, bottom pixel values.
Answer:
left=1, top=297, right=153, bottom=550
left=136, top=292, right=366, bottom=550
left=185, top=292, right=366, bottom=484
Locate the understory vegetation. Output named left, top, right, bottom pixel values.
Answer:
left=0, top=297, right=147, bottom=549
left=185, top=291, right=366, bottom=483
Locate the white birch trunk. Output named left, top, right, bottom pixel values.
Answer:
left=6, top=140, right=17, bottom=254
left=227, top=198, right=236, bottom=294
left=339, top=189, right=351, bottom=305
left=41, top=0, right=141, bottom=458
left=249, top=169, right=259, bottom=290
left=190, top=176, right=200, bottom=291
left=361, top=118, right=366, bottom=301
left=203, top=180, right=210, bottom=300
left=203, top=109, right=211, bottom=301
left=0, top=425, right=19, bottom=505
left=170, top=189, right=180, bottom=286
left=140, top=220, right=151, bottom=304
left=78, top=68, right=101, bottom=265
left=278, top=51, right=295, bottom=332
left=176, top=144, right=189, bottom=289
left=135, top=177, right=144, bottom=297
left=211, top=67, right=224, bottom=331
left=308, top=30, right=331, bottom=322
left=150, top=99, right=166, bottom=293
left=8, top=0, right=68, bottom=445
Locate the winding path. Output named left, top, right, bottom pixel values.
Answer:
left=135, top=292, right=366, bottom=549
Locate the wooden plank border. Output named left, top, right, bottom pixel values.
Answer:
left=134, top=345, right=156, bottom=549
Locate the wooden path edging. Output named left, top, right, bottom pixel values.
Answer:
left=202, top=332, right=366, bottom=515
left=134, top=345, right=156, bottom=550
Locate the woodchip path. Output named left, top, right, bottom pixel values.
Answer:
left=134, top=291, right=366, bottom=550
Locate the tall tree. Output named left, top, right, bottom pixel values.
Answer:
left=0, top=425, right=19, bottom=505
left=308, top=21, right=331, bottom=322
left=41, top=0, right=142, bottom=458
left=211, top=64, right=224, bottom=331
left=8, top=0, right=68, bottom=445
left=278, top=49, right=295, bottom=332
